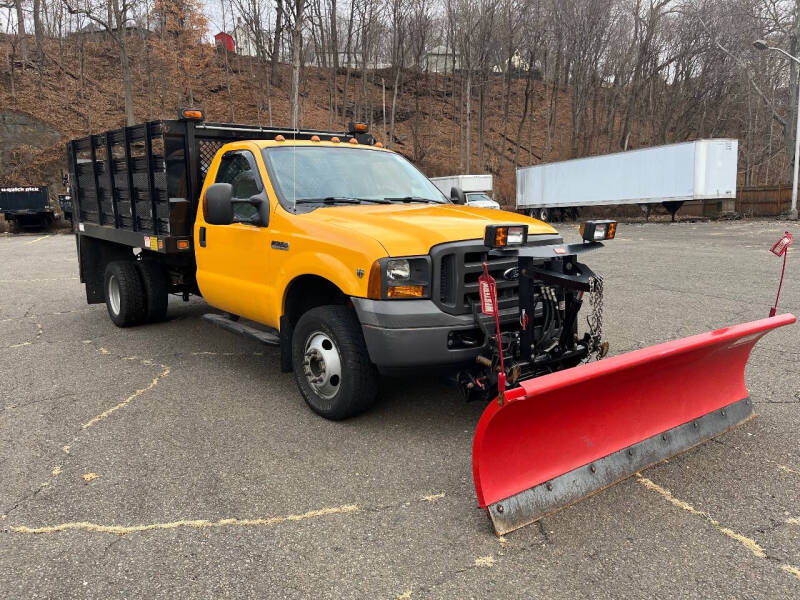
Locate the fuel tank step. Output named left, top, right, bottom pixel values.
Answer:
left=202, top=313, right=280, bottom=346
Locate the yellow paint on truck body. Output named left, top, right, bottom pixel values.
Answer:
left=194, top=140, right=556, bottom=330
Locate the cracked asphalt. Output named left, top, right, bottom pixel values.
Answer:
left=1, top=221, right=799, bottom=599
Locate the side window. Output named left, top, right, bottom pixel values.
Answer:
left=215, top=151, right=264, bottom=222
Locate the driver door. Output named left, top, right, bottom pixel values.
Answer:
left=196, top=149, right=274, bottom=324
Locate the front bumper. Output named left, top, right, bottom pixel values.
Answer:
left=352, top=297, right=517, bottom=368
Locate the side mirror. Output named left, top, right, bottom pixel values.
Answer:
left=204, top=183, right=233, bottom=225
left=450, top=187, right=467, bottom=205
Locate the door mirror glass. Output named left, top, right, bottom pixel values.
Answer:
left=205, top=183, right=234, bottom=225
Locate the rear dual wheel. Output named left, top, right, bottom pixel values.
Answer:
left=104, top=260, right=169, bottom=327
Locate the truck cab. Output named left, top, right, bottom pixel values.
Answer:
left=193, top=137, right=556, bottom=417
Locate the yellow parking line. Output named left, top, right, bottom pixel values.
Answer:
left=24, top=235, right=50, bottom=245
left=638, top=475, right=800, bottom=581
left=11, top=504, right=359, bottom=536
left=638, top=476, right=765, bottom=557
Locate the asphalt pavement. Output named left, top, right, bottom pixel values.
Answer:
left=1, top=221, right=799, bottom=599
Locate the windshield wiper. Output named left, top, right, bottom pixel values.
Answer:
left=294, top=196, right=392, bottom=205
left=295, top=197, right=362, bottom=205
left=384, top=196, right=440, bottom=204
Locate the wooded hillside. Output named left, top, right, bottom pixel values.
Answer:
left=2, top=0, right=799, bottom=206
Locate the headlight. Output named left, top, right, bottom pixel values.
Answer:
left=484, top=224, right=528, bottom=248
left=580, top=220, right=617, bottom=242
left=386, top=259, right=411, bottom=281
left=368, top=256, right=431, bottom=299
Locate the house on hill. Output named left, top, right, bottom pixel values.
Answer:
left=71, top=21, right=153, bottom=40
left=422, top=45, right=460, bottom=73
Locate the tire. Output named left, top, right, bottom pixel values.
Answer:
left=530, top=207, right=549, bottom=221
left=136, top=260, right=169, bottom=323
left=291, top=305, right=378, bottom=420
left=104, top=261, right=147, bottom=327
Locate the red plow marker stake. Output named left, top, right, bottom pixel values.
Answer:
left=473, top=314, right=796, bottom=535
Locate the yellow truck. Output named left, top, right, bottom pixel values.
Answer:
left=67, top=111, right=793, bottom=535
left=68, top=110, right=597, bottom=419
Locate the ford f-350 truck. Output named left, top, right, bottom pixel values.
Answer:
left=66, top=110, right=795, bottom=536
left=67, top=111, right=610, bottom=419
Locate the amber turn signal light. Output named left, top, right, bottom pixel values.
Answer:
left=387, top=285, right=425, bottom=298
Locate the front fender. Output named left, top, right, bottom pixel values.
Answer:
left=274, top=247, right=381, bottom=324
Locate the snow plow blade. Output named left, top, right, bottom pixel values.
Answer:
left=473, top=313, right=796, bottom=535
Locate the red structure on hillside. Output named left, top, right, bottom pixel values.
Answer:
left=214, top=32, right=235, bottom=52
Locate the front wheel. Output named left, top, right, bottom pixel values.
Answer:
left=291, top=305, right=378, bottom=420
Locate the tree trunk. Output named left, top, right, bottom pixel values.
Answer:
left=33, top=0, right=44, bottom=53
left=389, top=63, right=400, bottom=148
left=271, top=0, right=284, bottom=87
left=290, top=0, right=305, bottom=129
left=465, top=68, right=472, bottom=174
left=119, top=37, right=136, bottom=126
left=330, top=0, right=339, bottom=123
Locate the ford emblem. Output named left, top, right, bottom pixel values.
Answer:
left=503, top=267, right=519, bottom=281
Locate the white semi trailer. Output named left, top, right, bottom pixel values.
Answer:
left=429, top=174, right=500, bottom=209
left=516, top=139, right=738, bottom=221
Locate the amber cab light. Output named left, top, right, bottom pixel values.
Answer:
left=179, top=108, right=204, bottom=120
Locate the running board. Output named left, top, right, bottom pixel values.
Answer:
left=202, top=313, right=280, bottom=346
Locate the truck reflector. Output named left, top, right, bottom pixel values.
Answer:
left=472, top=313, right=796, bottom=535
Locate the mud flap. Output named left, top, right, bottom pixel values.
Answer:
left=472, top=314, right=796, bottom=535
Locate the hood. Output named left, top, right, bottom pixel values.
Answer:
left=299, top=203, right=558, bottom=256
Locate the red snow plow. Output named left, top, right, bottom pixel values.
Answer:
left=465, top=224, right=796, bottom=535
left=473, top=313, right=795, bottom=534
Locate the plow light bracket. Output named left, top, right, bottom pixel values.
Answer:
left=580, top=220, right=617, bottom=242
left=484, top=224, right=528, bottom=249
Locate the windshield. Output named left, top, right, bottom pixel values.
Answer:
left=466, top=193, right=494, bottom=203
left=263, top=146, right=447, bottom=208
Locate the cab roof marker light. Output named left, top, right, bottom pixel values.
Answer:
left=178, top=108, right=204, bottom=121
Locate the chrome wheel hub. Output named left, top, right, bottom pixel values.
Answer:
left=108, top=274, right=121, bottom=316
left=303, top=332, right=342, bottom=400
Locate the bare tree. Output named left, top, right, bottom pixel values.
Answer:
left=62, top=0, right=144, bottom=125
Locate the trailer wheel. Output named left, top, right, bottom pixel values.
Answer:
left=533, top=207, right=549, bottom=222
left=291, top=305, right=378, bottom=420
left=104, top=261, right=147, bottom=327
left=136, top=260, right=169, bottom=323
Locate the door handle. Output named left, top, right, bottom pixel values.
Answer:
left=199, top=226, right=206, bottom=247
